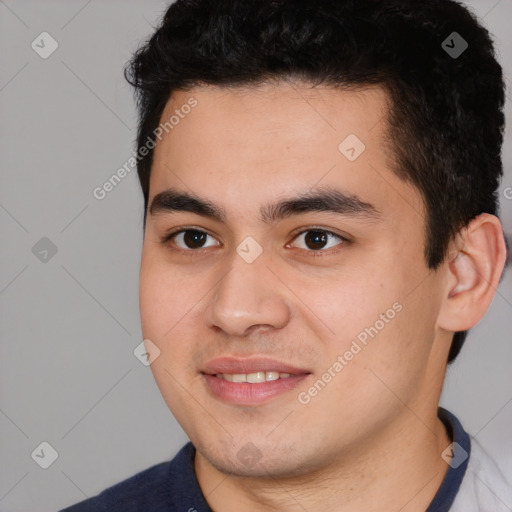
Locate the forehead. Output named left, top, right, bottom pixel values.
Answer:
left=148, top=81, right=424, bottom=225
left=157, top=80, right=390, bottom=155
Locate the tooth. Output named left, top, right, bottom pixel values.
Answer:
left=247, top=372, right=266, bottom=383
left=217, top=372, right=294, bottom=382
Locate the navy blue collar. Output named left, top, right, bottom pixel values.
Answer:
left=426, top=407, right=471, bottom=511
left=170, top=407, right=470, bottom=512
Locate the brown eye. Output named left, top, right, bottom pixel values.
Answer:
left=165, top=229, right=219, bottom=250
left=290, top=229, right=345, bottom=252
left=182, top=230, right=207, bottom=249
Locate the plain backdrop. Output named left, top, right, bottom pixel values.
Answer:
left=0, top=1, right=511, bottom=510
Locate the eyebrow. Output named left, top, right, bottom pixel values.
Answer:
left=149, top=186, right=381, bottom=224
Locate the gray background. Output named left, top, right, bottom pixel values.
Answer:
left=0, top=1, right=511, bottom=510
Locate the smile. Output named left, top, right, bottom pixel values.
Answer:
left=215, top=371, right=291, bottom=382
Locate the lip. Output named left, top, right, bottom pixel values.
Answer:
left=202, top=356, right=310, bottom=375
left=201, top=356, right=312, bottom=405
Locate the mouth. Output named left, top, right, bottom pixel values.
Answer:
left=201, top=357, right=312, bottom=405
left=213, top=371, right=294, bottom=382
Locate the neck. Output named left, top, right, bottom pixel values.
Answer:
left=194, top=407, right=451, bottom=512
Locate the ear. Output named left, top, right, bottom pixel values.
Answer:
left=437, top=213, right=507, bottom=332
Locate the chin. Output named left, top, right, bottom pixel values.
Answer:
left=196, top=435, right=320, bottom=479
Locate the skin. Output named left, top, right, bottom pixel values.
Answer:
left=139, top=80, right=506, bottom=511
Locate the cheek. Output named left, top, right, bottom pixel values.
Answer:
left=139, top=267, right=169, bottom=339
left=139, top=257, right=199, bottom=407
left=138, top=250, right=214, bottom=389
left=331, top=282, right=441, bottom=405
left=310, top=259, right=438, bottom=379
left=301, top=272, right=402, bottom=344
left=139, top=249, right=203, bottom=338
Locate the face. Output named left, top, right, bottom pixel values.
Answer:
left=139, top=81, right=449, bottom=478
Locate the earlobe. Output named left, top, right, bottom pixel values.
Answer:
left=438, top=213, right=507, bottom=332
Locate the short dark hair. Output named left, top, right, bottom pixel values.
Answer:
left=124, top=0, right=506, bottom=363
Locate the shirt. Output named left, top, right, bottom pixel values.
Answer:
left=59, top=408, right=512, bottom=511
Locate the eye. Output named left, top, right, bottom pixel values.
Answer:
left=288, top=229, right=346, bottom=252
left=162, top=229, right=219, bottom=250
left=161, top=227, right=347, bottom=253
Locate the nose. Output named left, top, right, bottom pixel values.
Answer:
left=206, top=250, right=291, bottom=337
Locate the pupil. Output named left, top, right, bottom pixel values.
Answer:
left=305, top=231, right=327, bottom=250
left=184, top=230, right=206, bottom=248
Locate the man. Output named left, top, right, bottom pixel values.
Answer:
left=60, top=0, right=511, bottom=510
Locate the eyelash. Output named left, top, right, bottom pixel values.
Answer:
left=160, top=226, right=349, bottom=255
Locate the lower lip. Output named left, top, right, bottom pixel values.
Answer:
left=202, top=374, right=310, bottom=405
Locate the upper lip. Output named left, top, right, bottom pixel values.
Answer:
left=202, top=357, right=311, bottom=375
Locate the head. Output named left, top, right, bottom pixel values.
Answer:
left=126, top=0, right=507, bottom=477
